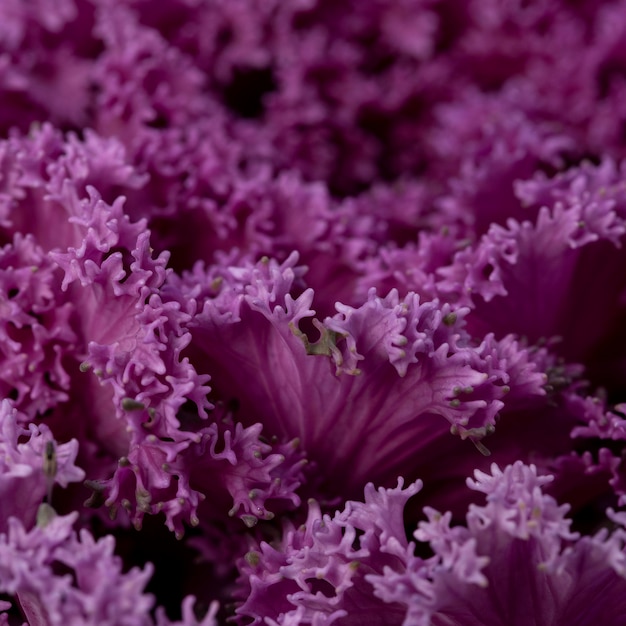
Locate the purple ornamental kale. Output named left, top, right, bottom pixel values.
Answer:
left=1, top=1, right=626, bottom=624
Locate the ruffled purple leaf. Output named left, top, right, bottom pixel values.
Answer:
left=0, top=399, right=84, bottom=532
left=167, top=252, right=548, bottom=501
left=236, top=477, right=422, bottom=625
left=237, top=462, right=626, bottom=625
left=435, top=158, right=626, bottom=393
left=0, top=233, right=77, bottom=418
left=0, top=507, right=219, bottom=626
